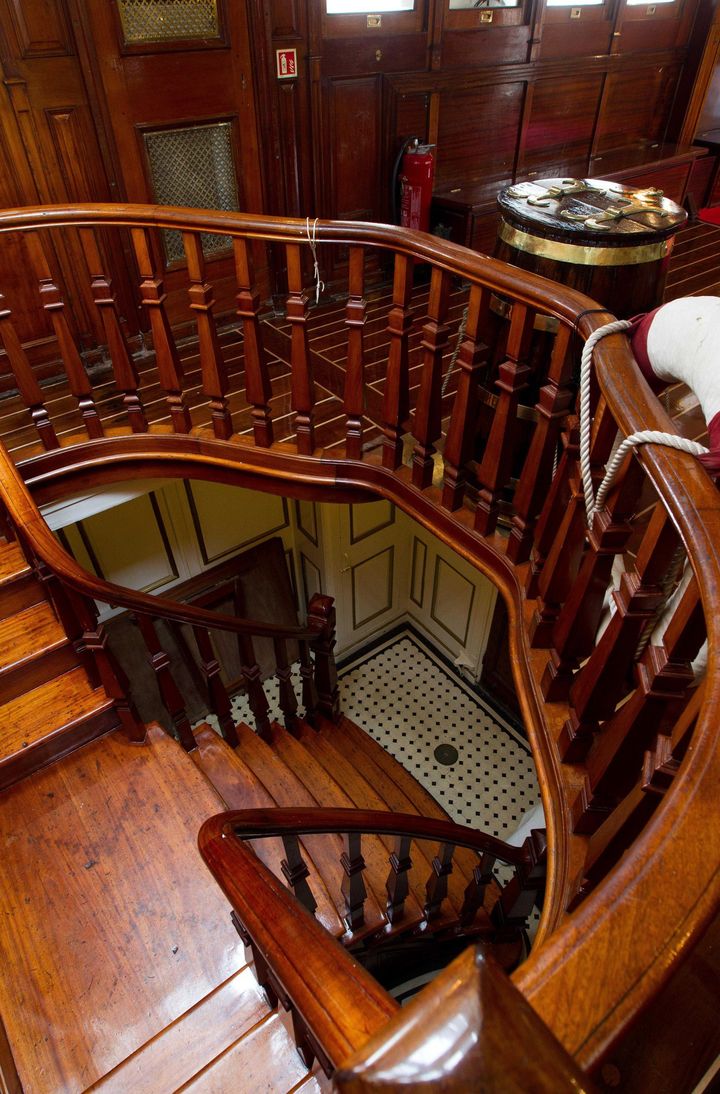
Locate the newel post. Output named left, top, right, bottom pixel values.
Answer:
left=307, top=593, right=340, bottom=722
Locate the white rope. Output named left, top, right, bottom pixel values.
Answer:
left=579, top=319, right=632, bottom=520
left=579, top=319, right=710, bottom=523
left=305, top=217, right=325, bottom=305
left=441, top=304, right=469, bottom=398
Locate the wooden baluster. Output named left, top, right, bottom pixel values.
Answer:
left=559, top=504, right=683, bottom=762
left=231, top=910, right=279, bottom=1008
left=441, top=284, right=492, bottom=511
left=131, top=228, right=191, bottom=433
left=573, top=575, right=705, bottom=833
left=192, top=625, right=238, bottom=747
left=576, top=686, right=703, bottom=904
left=307, top=593, right=340, bottom=721
left=238, top=632, right=272, bottom=741
left=541, top=453, right=646, bottom=702
left=136, top=613, right=197, bottom=751
left=234, top=238, right=273, bottom=447
left=299, top=639, right=319, bottom=726
left=508, top=324, right=574, bottom=563
left=474, top=303, right=535, bottom=536
left=285, top=243, right=315, bottom=455
left=344, top=245, right=366, bottom=460
left=26, top=232, right=104, bottom=441
left=526, top=418, right=578, bottom=599
left=382, top=253, right=414, bottom=470
left=79, top=228, right=148, bottom=433
left=385, top=834, right=412, bottom=925
left=491, top=830, right=546, bottom=934
left=183, top=231, right=234, bottom=440
left=274, top=636, right=299, bottom=735
left=459, top=851, right=497, bottom=928
left=411, top=267, right=451, bottom=489
left=531, top=469, right=586, bottom=651
left=341, top=831, right=367, bottom=930
left=424, top=841, right=455, bottom=921
left=0, top=289, right=59, bottom=450
left=281, top=832, right=317, bottom=915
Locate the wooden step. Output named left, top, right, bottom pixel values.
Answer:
left=0, top=724, right=256, bottom=1094
left=0, top=600, right=75, bottom=703
left=233, top=721, right=389, bottom=939
left=0, top=539, right=44, bottom=615
left=0, top=665, right=118, bottom=790
left=191, top=723, right=346, bottom=938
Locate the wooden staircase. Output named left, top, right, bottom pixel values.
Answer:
left=0, top=535, right=119, bottom=792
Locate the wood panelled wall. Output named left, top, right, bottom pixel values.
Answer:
left=0, top=0, right=712, bottom=361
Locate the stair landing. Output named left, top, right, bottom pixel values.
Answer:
left=0, top=725, right=318, bottom=1093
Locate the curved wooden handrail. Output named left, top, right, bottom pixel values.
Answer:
left=198, top=812, right=399, bottom=1073
left=213, top=806, right=533, bottom=866
left=0, top=442, right=315, bottom=642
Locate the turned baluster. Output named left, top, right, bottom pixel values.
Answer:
left=559, top=505, right=682, bottom=762
left=441, top=284, right=492, bottom=511
left=343, top=245, right=366, bottom=459
left=572, top=574, right=705, bottom=833
left=131, top=228, right=191, bottom=432
left=33, top=562, right=101, bottom=686
left=274, top=636, right=299, bottom=735
left=459, top=851, right=497, bottom=928
left=492, top=830, right=546, bottom=933
left=281, top=832, right=317, bottom=915
left=136, top=613, right=196, bottom=751
left=526, top=418, right=578, bottom=600
left=192, top=625, right=238, bottom=747
left=299, top=639, right=319, bottom=726
left=382, top=253, right=414, bottom=470
left=540, top=453, right=646, bottom=702
left=0, top=289, right=59, bottom=450
left=182, top=230, right=234, bottom=439
left=234, top=238, right=273, bottom=446
left=307, top=593, right=340, bottom=721
left=385, top=834, right=412, bottom=924
left=79, top=228, right=148, bottom=433
left=341, top=831, right=367, bottom=930
left=411, top=267, right=451, bottom=489
left=26, top=232, right=104, bottom=440
left=508, top=324, right=574, bottom=564
left=424, top=841, right=455, bottom=921
left=285, top=242, right=315, bottom=455
left=238, top=632, right=272, bottom=741
left=474, top=303, right=535, bottom=536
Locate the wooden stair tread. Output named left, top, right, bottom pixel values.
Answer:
left=192, top=724, right=345, bottom=938
left=0, top=724, right=244, bottom=1094
left=0, top=539, right=31, bottom=583
left=321, top=715, right=479, bottom=886
left=0, top=599, right=67, bottom=671
left=295, top=719, right=475, bottom=925
left=0, top=665, right=112, bottom=761
left=233, top=721, right=389, bottom=938
left=267, top=721, right=429, bottom=939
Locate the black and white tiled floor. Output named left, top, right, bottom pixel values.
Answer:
left=198, top=628, right=540, bottom=842
left=338, top=630, right=540, bottom=839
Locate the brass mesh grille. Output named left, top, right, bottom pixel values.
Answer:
left=117, top=0, right=220, bottom=43
left=143, top=122, right=238, bottom=263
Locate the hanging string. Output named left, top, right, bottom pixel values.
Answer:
left=441, top=305, right=469, bottom=398
left=306, top=217, right=325, bottom=305
left=578, top=318, right=709, bottom=525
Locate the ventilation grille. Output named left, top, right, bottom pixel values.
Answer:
left=143, top=122, right=238, bottom=263
left=117, top=0, right=220, bottom=43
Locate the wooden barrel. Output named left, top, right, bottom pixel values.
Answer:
left=495, top=177, right=687, bottom=317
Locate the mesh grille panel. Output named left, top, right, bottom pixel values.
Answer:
left=143, top=122, right=238, bottom=263
left=118, top=0, right=220, bottom=43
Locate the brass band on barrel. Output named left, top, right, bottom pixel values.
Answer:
left=499, top=220, right=671, bottom=266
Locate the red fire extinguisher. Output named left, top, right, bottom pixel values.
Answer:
left=398, top=139, right=435, bottom=234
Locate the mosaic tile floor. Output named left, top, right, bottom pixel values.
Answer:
left=200, top=628, right=540, bottom=842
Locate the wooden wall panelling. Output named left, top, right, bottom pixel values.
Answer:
left=539, top=0, right=616, bottom=61
left=438, top=0, right=537, bottom=71
left=6, top=0, right=73, bottom=58
left=434, top=79, right=526, bottom=192
left=518, top=72, right=604, bottom=176
left=616, top=0, right=698, bottom=55
left=594, top=59, right=681, bottom=153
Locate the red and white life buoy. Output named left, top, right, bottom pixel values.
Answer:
left=630, top=296, right=720, bottom=473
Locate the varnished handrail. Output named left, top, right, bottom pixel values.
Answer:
left=198, top=812, right=399, bottom=1073
left=219, top=806, right=532, bottom=866
left=0, top=442, right=315, bottom=642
